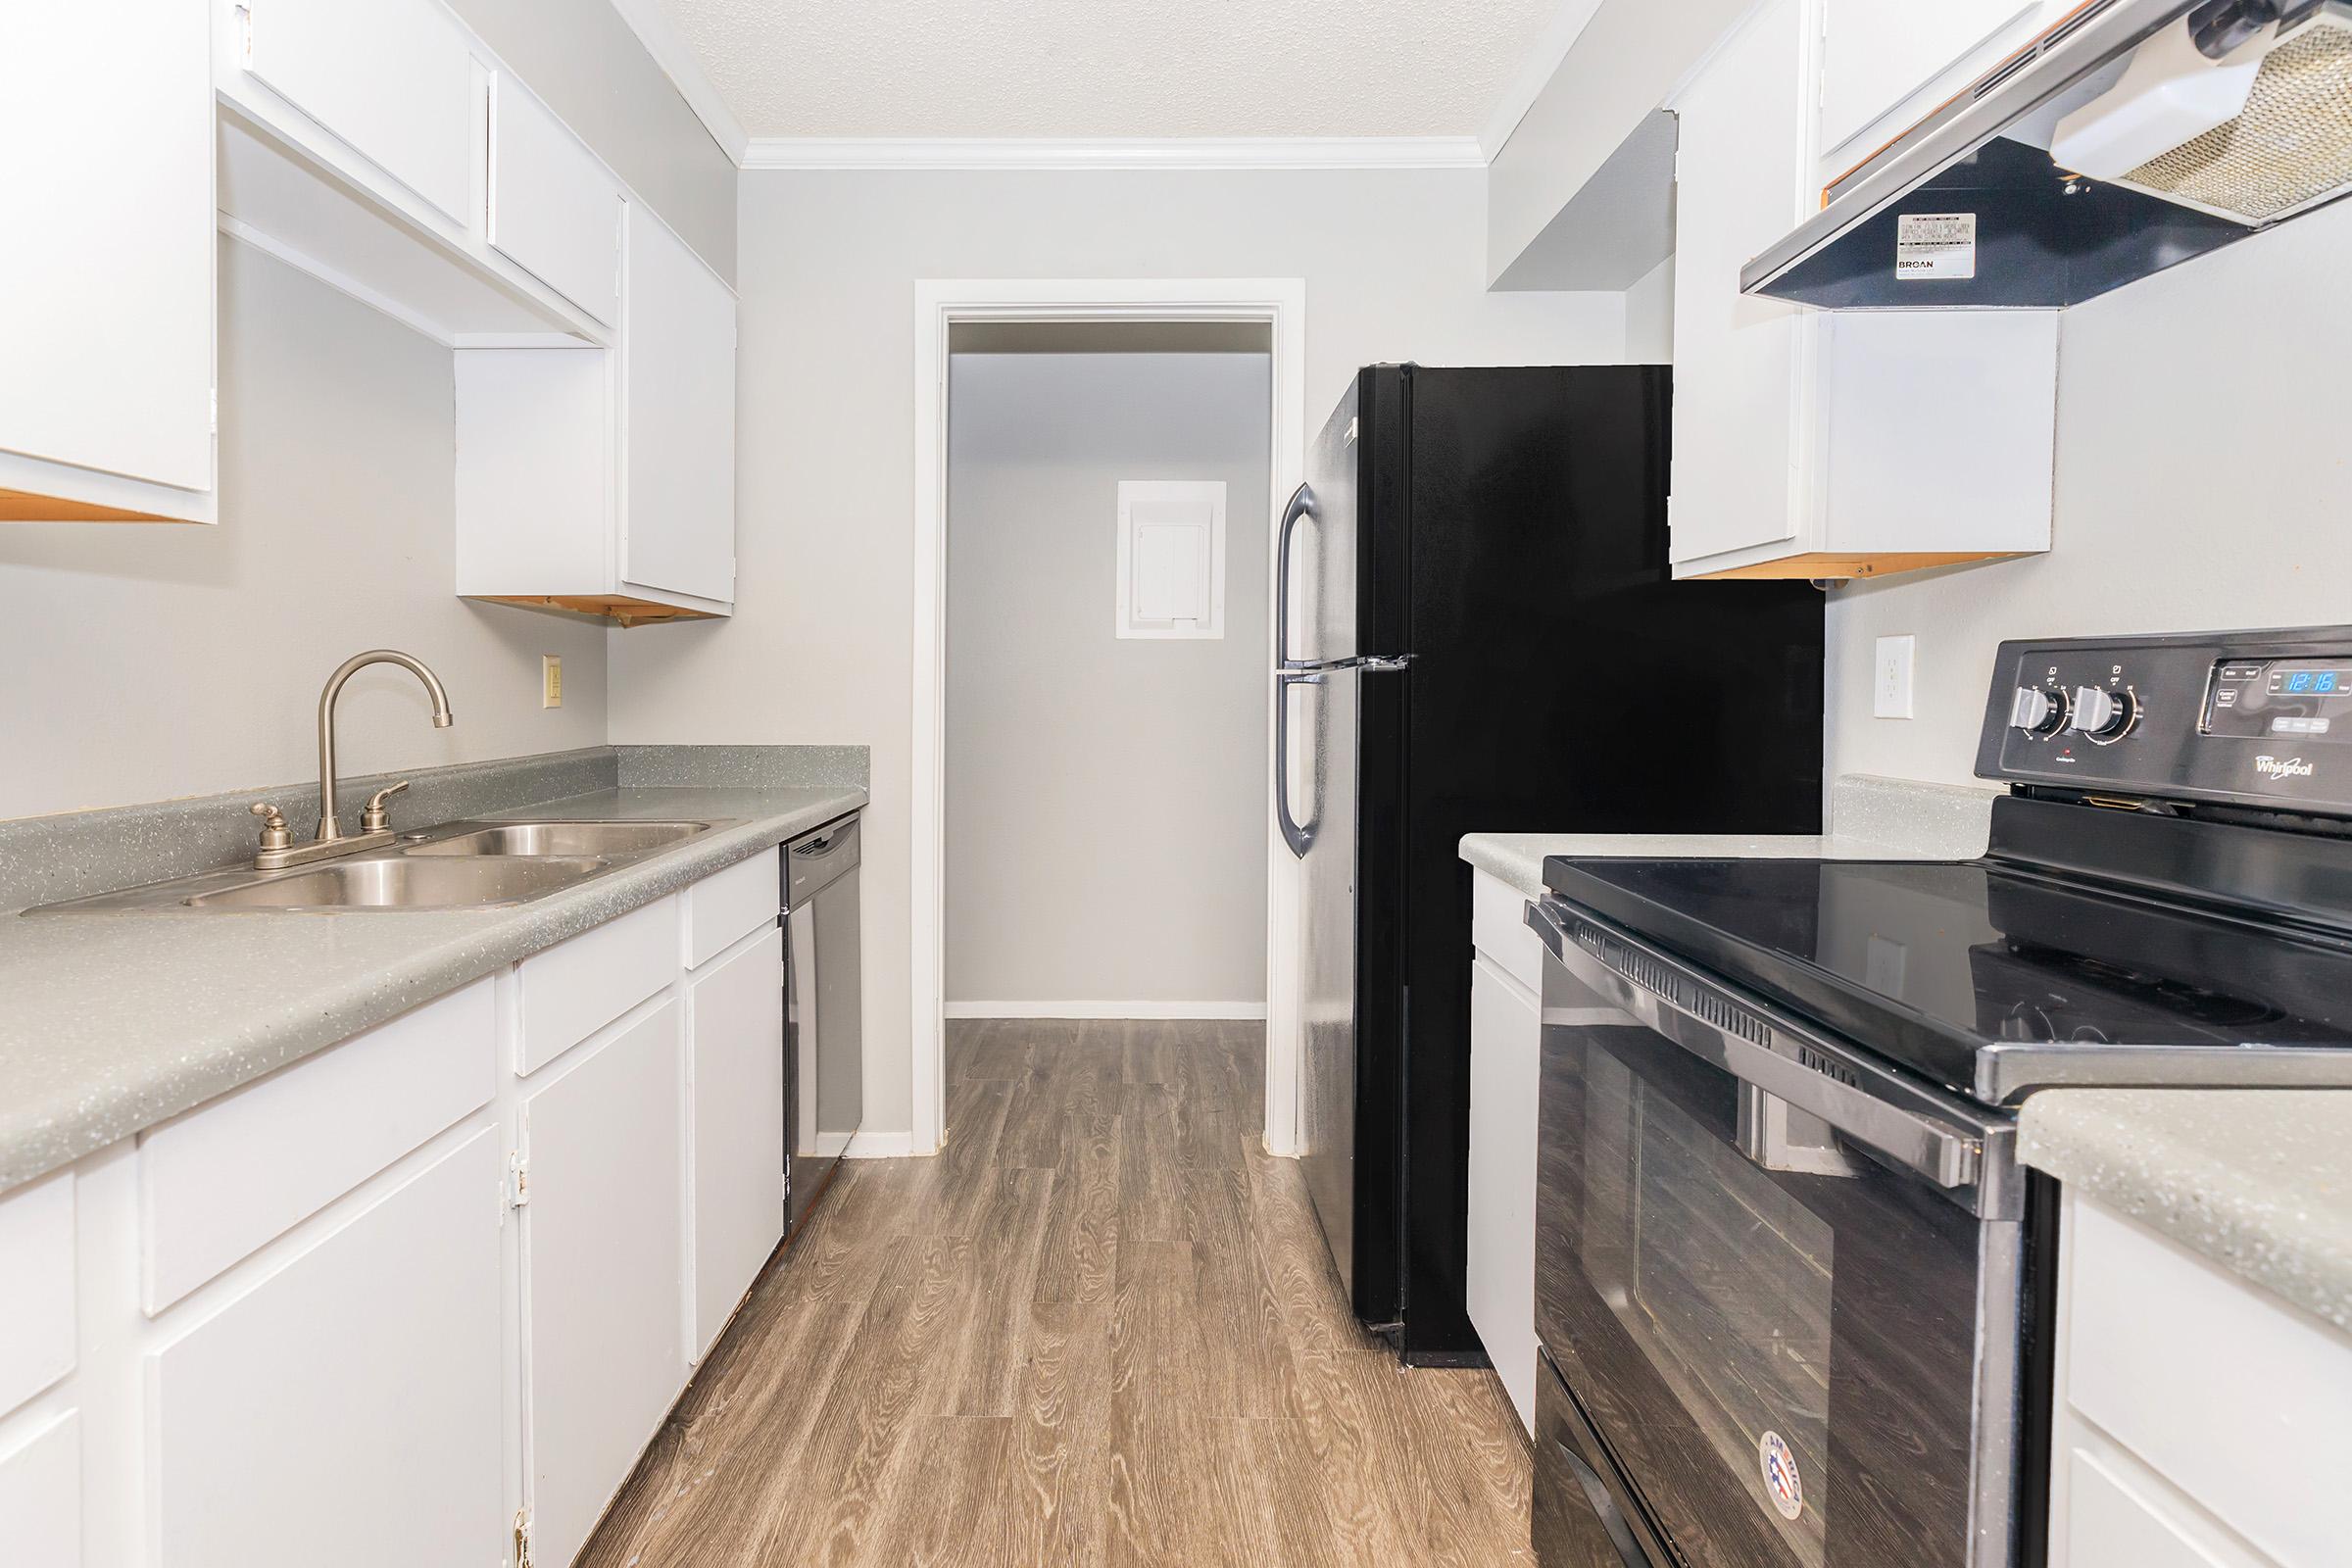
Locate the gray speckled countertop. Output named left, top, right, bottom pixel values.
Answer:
left=2021, top=1090, right=2352, bottom=1332
left=0, top=774, right=863, bottom=1194
left=1460, top=774, right=2000, bottom=898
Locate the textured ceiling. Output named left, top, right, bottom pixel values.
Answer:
left=668, top=0, right=1561, bottom=139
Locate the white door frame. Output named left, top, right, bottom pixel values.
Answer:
left=910, top=277, right=1309, bottom=1156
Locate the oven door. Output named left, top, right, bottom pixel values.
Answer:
left=1527, top=898, right=2025, bottom=1568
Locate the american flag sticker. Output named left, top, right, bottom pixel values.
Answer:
left=1758, top=1430, right=1805, bottom=1522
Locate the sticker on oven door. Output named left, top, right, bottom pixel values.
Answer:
left=1758, top=1431, right=1805, bottom=1521
left=1896, top=213, right=1977, bottom=280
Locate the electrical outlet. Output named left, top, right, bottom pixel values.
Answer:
left=1874, top=635, right=1915, bottom=719
left=541, top=656, right=563, bottom=709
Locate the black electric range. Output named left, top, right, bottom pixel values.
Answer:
left=1524, top=627, right=2352, bottom=1568
left=1548, top=626, right=2352, bottom=1110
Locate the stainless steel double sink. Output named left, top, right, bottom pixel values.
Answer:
left=31, top=818, right=724, bottom=914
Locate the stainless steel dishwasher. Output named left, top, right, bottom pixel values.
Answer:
left=784, top=812, right=862, bottom=1232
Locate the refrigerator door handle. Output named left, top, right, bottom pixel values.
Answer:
left=1274, top=481, right=1317, bottom=671
left=1275, top=668, right=1325, bottom=858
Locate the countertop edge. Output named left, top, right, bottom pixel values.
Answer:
left=0, top=785, right=865, bottom=1195
left=2019, top=1088, right=2352, bottom=1335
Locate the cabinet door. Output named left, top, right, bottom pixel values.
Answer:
left=1467, top=956, right=1543, bottom=1437
left=0, top=1411, right=79, bottom=1567
left=622, top=205, right=738, bottom=605
left=243, top=0, right=475, bottom=224
left=0, top=0, right=213, bottom=504
left=1667, top=0, right=1810, bottom=566
left=147, top=1131, right=504, bottom=1567
left=1820, top=0, right=2039, bottom=164
left=521, top=1002, right=686, bottom=1568
left=689, top=926, right=785, bottom=1357
left=489, top=75, right=622, bottom=325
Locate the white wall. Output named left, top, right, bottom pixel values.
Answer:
left=1486, top=0, right=1752, bottom=286
left=1825, top=200, right=2352, bottom=788
left=607, top=166, right=1634, bottom=1140
left=946, top=351, right=1271, bottom=1011
left=0, top=241, right=610, bottom=821
left=448, top=0, right=735, bottom=281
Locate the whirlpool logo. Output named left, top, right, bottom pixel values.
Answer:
left=2255, top=755, right=2317, bottom=780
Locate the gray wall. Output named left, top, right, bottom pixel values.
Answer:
left=0, top=240, right=610, bottom=822
left=449, top=0, right=735, bottom=282
left=1825, top=197, right=2352, bottom=789
left=945, top=351, right=1270, bottom=1008
left=606, top=165, right=1636, bottom=1139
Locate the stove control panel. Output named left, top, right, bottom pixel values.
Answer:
left=1978, top=628, right=2352, bottom=816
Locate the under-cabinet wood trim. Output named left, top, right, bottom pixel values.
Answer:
left=0, top=487, right=194, bottom=524
left=1689, top=550, right=2031, bottom=582
left=468, top=593, right=721, bottom=628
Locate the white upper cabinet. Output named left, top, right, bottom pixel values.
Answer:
left=455, top=204, right=737, bottom=627
left=0, top=0, right=214, bottom=521
left=1667, top=0, right=2059, bottom=581
left=1818, top=1, right=2074, bottom=180
left=489, top=74, right=623, bottom=326
left=622, top=203, right=739, bottom=606
left=240, top=0, right=475, bottom=225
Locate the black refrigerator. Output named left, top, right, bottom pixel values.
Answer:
left=1282, top=365, right=1825, bottom=1362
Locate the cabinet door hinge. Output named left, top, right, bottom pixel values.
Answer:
left=514, top=1509, right=533, bottom=1568
left=235, top=3, right=255, bottom=67
left=506, top=1152, right=530, bottom=1209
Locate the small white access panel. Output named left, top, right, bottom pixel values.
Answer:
left=1115, top=480, right=1226, bottom=639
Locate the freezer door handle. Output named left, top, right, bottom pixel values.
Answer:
left=1275, top=668, right=1324, bottom=859
left=1274, top=482, right=1317, bottom=671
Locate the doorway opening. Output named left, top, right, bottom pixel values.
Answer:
left=909, top=280, right=1307, bottom=1156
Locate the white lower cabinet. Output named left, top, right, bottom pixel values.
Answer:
left=689, top=925, right=787, bottom=1358
left=519, top=1001, right=688, bottom=1568
left=2048, top=1191, right=2352, bottom=1568
left=1467, top=952, right=1542, bottom=1437
left=0, top=847, right=802, bottom=1568
left=148, top=1130, right=505, bottom=1566
left=0, top=1410, right=80, bottom=1567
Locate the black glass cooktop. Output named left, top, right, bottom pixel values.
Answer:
left=1544, top=854, right=2352, bottom=1103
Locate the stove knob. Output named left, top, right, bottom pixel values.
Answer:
left=2070, top=684, right=2135, bottom=741
left=2009, top=685, right=2068, bottom=738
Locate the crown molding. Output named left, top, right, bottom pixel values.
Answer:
left=739, top=135, right=1487, bottom=172
left=605, top=0, right=750, bottom=162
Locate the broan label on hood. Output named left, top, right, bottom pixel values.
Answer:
left=1896, top=213, right=1978, bottom=280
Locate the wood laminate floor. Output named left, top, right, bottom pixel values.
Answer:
left=579, top=1018, right=1534, bottom=1567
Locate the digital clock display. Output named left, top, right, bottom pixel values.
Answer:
left=2204, top=659, right=2352, bottom=742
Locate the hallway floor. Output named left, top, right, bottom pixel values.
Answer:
left=578, top=1018, right=1533, bottom=1567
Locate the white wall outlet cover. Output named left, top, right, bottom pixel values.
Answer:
left=1874, top=634, right=1916, bottom=719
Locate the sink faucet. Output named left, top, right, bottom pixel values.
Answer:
left=315, top=650, right=453, bottom=844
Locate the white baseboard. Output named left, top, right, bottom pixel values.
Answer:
left=841, top=1129, right=916, bottom=1159
left=944, top=1001, right=1269, bottom=1021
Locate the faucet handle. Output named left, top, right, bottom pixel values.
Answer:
left=360, top=780, right=410, bottom=834
left=248, top=802, right=292, bottom=853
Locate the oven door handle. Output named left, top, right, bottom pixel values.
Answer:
left=1527, top=897, right=2018, bottom=1217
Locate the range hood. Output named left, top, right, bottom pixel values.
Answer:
left=1744, top=0, right=2352, bottom=308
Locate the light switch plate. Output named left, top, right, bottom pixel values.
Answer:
left=1874, top=635, right=1915, bottom=719
left=541, top=655, right=563, bottom=709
